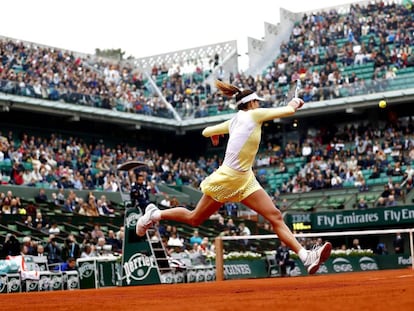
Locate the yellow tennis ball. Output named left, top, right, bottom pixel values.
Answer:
left=379, top=100, right=387, bottom=108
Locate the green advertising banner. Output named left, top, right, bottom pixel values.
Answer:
left=282, top=254, right=412, bottom=277
left=5, top=274, right=21, bottom=293
left=286, top=206, right=414, bottom=231
left=121, top=208, right=161, bottom=286
left=0, top=274, right=8, bottom=294
left=224, top=259, right=268, bottom=280
left=97, top=258, right=120, bottom=287
left=64, top=271, right=80, bottom=290
left=77, top=258, right=97, bottom=289
left=374, top=254, right=412, bottom=270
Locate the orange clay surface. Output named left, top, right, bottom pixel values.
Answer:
left=1, top=269, right=413, bottom=311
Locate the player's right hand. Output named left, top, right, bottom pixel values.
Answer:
left=288, top=98, right=304, bottom=111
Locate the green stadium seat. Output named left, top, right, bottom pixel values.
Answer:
left=343, top=180, right=354, bottom=188
left=22, top=162, right=33, bottom=171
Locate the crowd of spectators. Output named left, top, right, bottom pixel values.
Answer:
left=0, top=39, right=174, bottom=118
left=0, top=129, right=213, bottom=194
left=2, top=2, right=414, bottom=121
left=0, top=111, right=413, bottom=216
left=255, top=115, right=414, bottom=209
left=256, top=2, right=414, bottom=106
left=1, top=219, right=124, bottom=263
left=1, top=123, right=413, bottom=264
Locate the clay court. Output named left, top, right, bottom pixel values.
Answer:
left=1, top=269, right=413, bottom=311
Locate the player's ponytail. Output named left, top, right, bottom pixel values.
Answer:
left=215, top=80, right=241, bottom=97
left=215, top=80, right=255, bottom=110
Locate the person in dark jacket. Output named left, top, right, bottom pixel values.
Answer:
left=1, top=234, right=21, bottom=258
left=276, top=241, right=295, bottom=277
left=130, top=174, right=150, bottom=211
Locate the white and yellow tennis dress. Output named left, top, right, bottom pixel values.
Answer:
left=200, top=106, right=295, bottom=202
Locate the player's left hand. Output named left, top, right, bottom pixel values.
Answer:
left=211, top=135, right=223, bottom=146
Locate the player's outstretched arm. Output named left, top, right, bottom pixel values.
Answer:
left=252, top=98, right=304, bottom=123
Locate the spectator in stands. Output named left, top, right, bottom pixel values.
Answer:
left=331, top=172, right=343, bottom=188
left=86, top=196, right=100, bottom=217
left=278, top=198, right=289, bottom=212
left=62, top=198, right=76, bottom=213
left=238, top=222, right=251, bottom=237
left=91, top=224, right=105, bottom=242
left=78, top=201, right=89, bottom=216
left=189, top=230, right=203, bottom=246
left=62, top=235, right=81, bottom=261
left=22, top=236, right=35, bottom=255
left=22, top=169, right=33, bottom=186
left=375, top=196, right=387, bottom=207
left=45, top=235, right=62, bottom=264
left=160, top=194, right=172, bottom=208
left=238, top=222, right=252, bottom=250
left=48, top=222, right=61, bottom=235
left=226, top=218, right=238, bottom=235
left=393, top=183, right=405, bottom=202
left=96, top=196, right=115, bottom=216
left=2, top=202, right=11, bottom=214
left=224, top=202, right=238, bottom=218
left=95, top=237, right=111, bottom=256
left=106, top=230, right=121, bottom=253
left=24, top=215, right=33, bottom=227
left=213, top=215, right=226, bottom=232
left=56, top=188, right=66, bottom=205
left=357, top=197, right=368, bottom=210
left=358, top=178, right=369, bottom=192
left=2, top=233, right=21, bottom=257
left=369, top=166, right=381, bottom=179
left=137, top=80, right=331, bottom=275
left=2, top=190, right=14, bottom=209
left=380, top=184, right=391, bottom=200
left=80, top=244, right=97, bottom=258
left=116, top=226, right=125, bottom=241
left=167, top=232, right=184, bottom=250
left=351, top=238, right=361, bottom=250
left=103, top=173, right=118, bottom=192
left=8, top=197, right=21, bottom=214
left=35, top=244, right=46, bottom=257
left=34, top=211, right=48, bottom=230
left=10, top=161, right=24, bottom=185
left=169, top=196, right=180, bottom=208
left=34, top=188, right=48, bottom=204
left=54, top=257, right=76, bottom=272
left=386, top=194, right=398, bottom=207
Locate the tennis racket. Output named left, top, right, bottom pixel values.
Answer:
left=294, top=78, right=302, bottom=99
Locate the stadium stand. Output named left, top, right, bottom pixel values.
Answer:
left=0, top=0, right=414, bottom=290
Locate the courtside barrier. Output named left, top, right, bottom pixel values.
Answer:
left=214, top=228, right=414, bottom=281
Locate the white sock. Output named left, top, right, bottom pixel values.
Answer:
left=298, top=248, right=308, bottom=262
left=152, top=210, right=161, bottom=222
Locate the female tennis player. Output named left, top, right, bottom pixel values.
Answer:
left=137, top=80, right=331, bottom=274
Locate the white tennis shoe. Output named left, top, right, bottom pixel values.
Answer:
left=303, top=242, right=332, bottom=274
left=136, top=203, right=159, bottom=237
